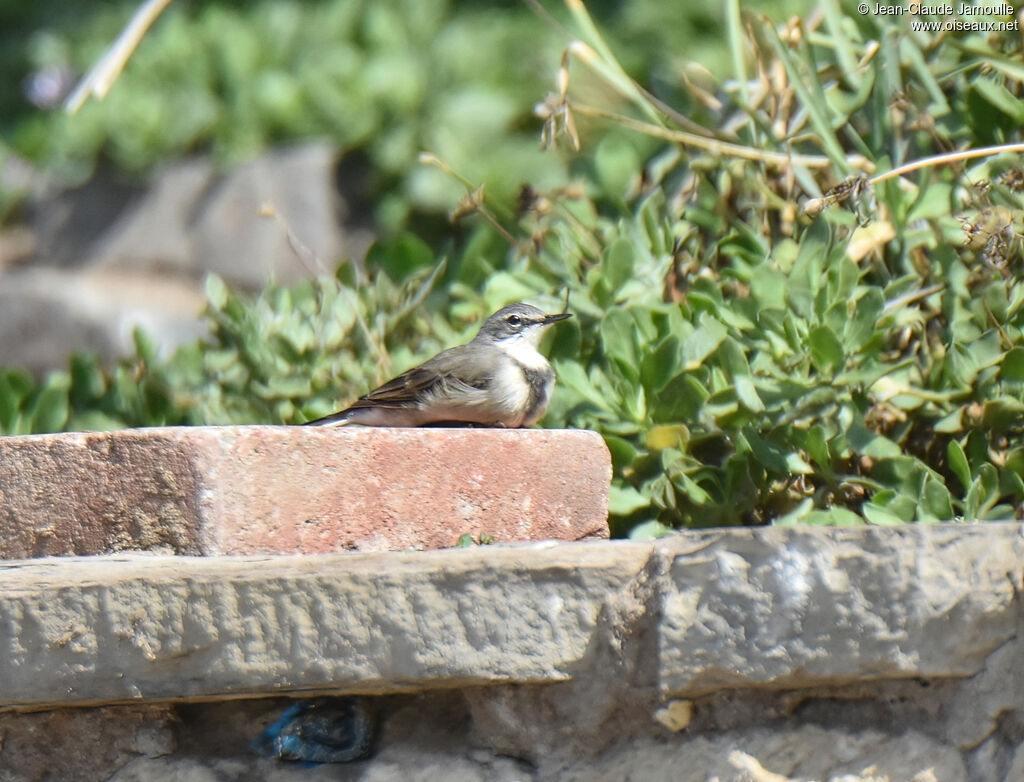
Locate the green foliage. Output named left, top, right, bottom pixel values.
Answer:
left=3, top=0, right=786, bottom=233
left=455, top=531, right=496, bottom=547
left=521, top=2, right=1024, bottom=533
left=5, top=0, right=570, bottom=231
left=5, top=2, right=1024, bottom=538
left=0, top=250, right=478, bottom=432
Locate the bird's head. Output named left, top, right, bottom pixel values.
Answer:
left=474, top=302, right=572, bottom=347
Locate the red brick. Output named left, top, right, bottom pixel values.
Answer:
left=0, top=427, right=610, bottom=557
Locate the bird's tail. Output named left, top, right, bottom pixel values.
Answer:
left=302, top=411, right=352, bottom=427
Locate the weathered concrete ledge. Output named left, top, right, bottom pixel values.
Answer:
left=0, top=426, right=610, bottom=557
left=0, top=523, right=1019, bottom=711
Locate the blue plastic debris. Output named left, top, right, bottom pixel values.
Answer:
left=252, top=696, right=376, bottom=764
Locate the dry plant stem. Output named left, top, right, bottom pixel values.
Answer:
left=419, top=152, right=518, bottom=246
left=807, top=142, right=1024, bottom=215
left=882, top=283, right=945, bottom=315
left=868, top=143, right=1024, bottom=186
left=257, top=202, right=385, bottom=371
left=569, top=102, right=848, bottom=171
left=259, top=203, right=327, bottom=278
left=468, top=205, right=518, bottom=248
left=419, top=152, right=514, bottom=217
left=64, top=0, right=173, bottom=113
left=523, top=0, right=569, bottom=38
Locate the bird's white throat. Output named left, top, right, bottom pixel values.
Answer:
left=497, top=334, right=552, bottom=371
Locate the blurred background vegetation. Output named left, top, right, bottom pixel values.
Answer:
left=3, top=0, right=1024, bottom=538
left=0, top=0, right=806, bottom=231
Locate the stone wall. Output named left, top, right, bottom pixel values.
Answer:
left=0, top=143, right=371, bottom=374
left=0, top=428, right=1021, bottom=781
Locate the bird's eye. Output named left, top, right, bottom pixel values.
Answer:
left=507, top=315, right=522, bottom=327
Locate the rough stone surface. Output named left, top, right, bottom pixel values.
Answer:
left=0, top=524, right=1021, bottom=780
left=943, top=636, right=1023, bottom=750
left=658, top=524, right=1021, bottom=695
left=0, top=526, right=1019, bottom=710
left=27, top=142, right=358, bottom=287
left=1, top=143, right=374, bottom=373
left=0, top=266, right=209, bottom=373
left=0, top=704, right=175, bottom=782
left=557, top=727, right=968, bottom=781
left=188, top=142, right=370, bottom=287
left=85, top=157, right=213, bottom=276
left=28, top=167, right=145, bottom=270
left=0, top=689, right=1000, bottom=781
left=0, top=426, right=611, bottom=557
left=0, top=543, right=641, bottom=707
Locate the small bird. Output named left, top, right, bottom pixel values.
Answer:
left=305, top=302, right=571, bottom=428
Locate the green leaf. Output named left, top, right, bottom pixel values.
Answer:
left=132, top=329, right=158, bottom=365
left=367, top=232, right=435, bottom=277
left=947, top=440, right=972, bottom=491
left=641, top=336, right=681, bottom=393
left=981, top=397, right=1024, bottom=430
left=934, top=407, right=964, bottom=434
left=0, top=369, right=34, bottom=432
left=808, top=325, right=844, bottom=375
left=645, top=424, right=689, bottom=452
left=749, top=266, right=787, bottom=311
left=848, top=424, right=901, bottom=460
left=669, top=468, right=712, bottom=504
left=804, top=425, right=831, bottom=470
left=972, top=78, right=1024, bottom=124
left=1001, top=347, right=1024, bottom=383
left=628, top=520, right=674, bottom=540
left=683, top=314, right=728, bottom=370
left=907, top=183, right=952, bottom=222
left=742, top=430, right=786, bottom=472
left=26, top=373, right=71, bottom=434
left=604, top=435, right=638, bottom=472
left=919, top=475, right=954, bottom=521
left=70, top=410, right=126, bottom=432
left=787, top=218, right=829, bottom=318
left=608, top=484, right=651, bottom=515
left=601, top=309, right=638, bottom=377
left=948, top=332, right=1004, bottom=386
left=252, top=376, right=313, bottom=399
left=774, top=499, right=814, bottom=526
left=1000, top=467, right=1024, bottom=501
left=845, top=288, right=883, bottom=352
left=823, top=507, right=863, bottom=526
left=721, top=338, right=764, bottom=412
left=556, top=361, right=613, bottom=413
left=69, top=353, right=107, bottom=405
left=763, top=26, right=852, bottom=171
left=594, top=135, right=640, bottom=200
left=1004, top=447, right=1024, bottom=479
left=205, top=274, right=229, bottom=310
left=862, top=502, right=905, bottom=526
left=603, top=238, right=636, bottom=294
left=653, top=373, right=708, bottom=423
left=482, top=273, right=544, bottom=313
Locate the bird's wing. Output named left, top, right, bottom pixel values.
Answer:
left=303, top=346, right=495, bottom=426
left=346, top=345, right=493, bottom=410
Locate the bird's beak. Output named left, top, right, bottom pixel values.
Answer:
left=543, top=312, right=572, bottom=325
